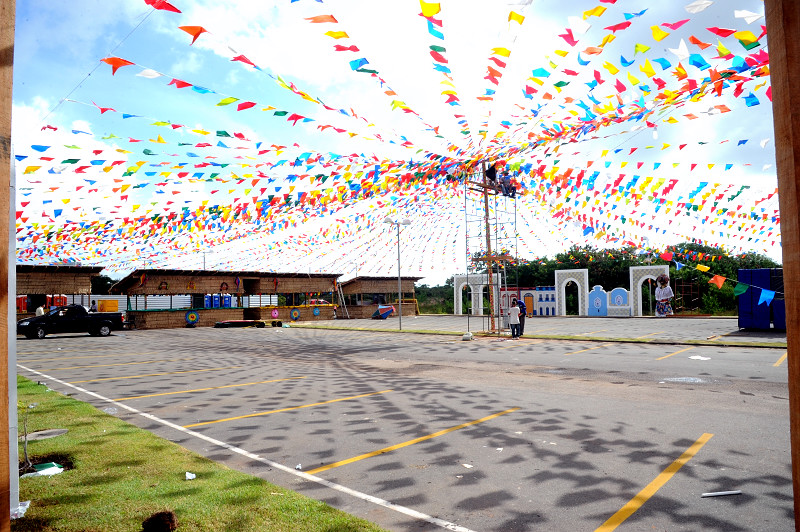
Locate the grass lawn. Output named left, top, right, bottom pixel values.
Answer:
left=13, top=376, right=388, bottom=532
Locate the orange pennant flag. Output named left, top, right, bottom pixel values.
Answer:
left=179, top=26, right=208, bottom=45
left=101, top=57, right=135, bottom=75
left=708, top=275, right=726, bottom=289
left=306, top=15, right=338, bottom=23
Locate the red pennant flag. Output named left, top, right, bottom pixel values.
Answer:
left=558, top=28, right=578, bottom=47
left=232, top=55, right=256, bottom=68
left=145, top=0, right=181, bottom=13
left=659, top=252, right=673, bottom=262
left=706, top=27, right=736, bottom=37
left=333, top=45, right=360, bottom=52
left=287, top=113, right=305, bottom=125
left=168, top=78, right=192, bottom=89
left=605, top=21, right=631, bottom=33
left=236, top=101, right=256, bottom=111
left=662, top=19, right=690, bottom=30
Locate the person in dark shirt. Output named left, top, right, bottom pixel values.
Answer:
left=485, top=162, right=499, bottom=192
left=516, top=298, right=526, bottom=335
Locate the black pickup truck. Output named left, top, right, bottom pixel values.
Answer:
left=17, top=304, right=125, bottom=339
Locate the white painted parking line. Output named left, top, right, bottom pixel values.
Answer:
left=18, top=364, right=477, bottom=532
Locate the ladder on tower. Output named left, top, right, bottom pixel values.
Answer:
left=336, top=282, right=350, bottom=319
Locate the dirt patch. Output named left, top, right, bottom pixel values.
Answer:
left=19, top=453, right=74, bottom=476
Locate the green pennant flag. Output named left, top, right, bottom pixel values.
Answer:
left=733, top=283, right=749, bottom=296
left=216, top=131, right=232, bottom=137
left=273, top=111, right=288, bottom=117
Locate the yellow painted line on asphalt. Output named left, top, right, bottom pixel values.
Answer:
left=68, top=366, right=241, bottom=383
left=563, top=343, right=614, bottom=356
left=35, top=358, right=193, bottom=371
left=17, top=352, right=158, bottom=363
left=774, top=352, right=788, bottom=367
left=635, top=332, right=662, bottom=339
left=576, top=329, right=607, bottom=336
left=529, top=326, right=560, bottom=333
left=114, top=376, right=307, bottom=401
left=595, top=433, right=714, bottom=532
left=183, top=389, right=393, bottom=428
left=307, top=406, right=520, bottom=475
left=656, top=346, right=696, bottom=361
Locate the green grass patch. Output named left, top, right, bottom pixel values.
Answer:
left=13, top=376, right=388, bottom=532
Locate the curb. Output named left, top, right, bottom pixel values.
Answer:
left=289, top=324, right=787, bottom=349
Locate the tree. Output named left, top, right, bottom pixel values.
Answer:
left=91, top=275, right=116, bottom=295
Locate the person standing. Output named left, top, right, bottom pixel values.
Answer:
left=89, top=300, right=98, bottom=312
left=654, top=274, right=674, bottom=317
left=516, top=298, right=526, bottom=335
left=507, top=300, right=521, bottom=340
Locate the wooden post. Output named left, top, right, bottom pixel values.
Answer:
left=0, top=0, right=14, bottom=527
left=764, top=1, right=800, bottom=528
left=483, top=162, right=495, bottom=331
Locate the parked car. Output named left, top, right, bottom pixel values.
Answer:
left=17, top=304, right=125, bottom=339
left=307, top=299, right=330, bottom=305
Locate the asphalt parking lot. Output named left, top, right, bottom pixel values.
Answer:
left=15, top=318, right=793, bottom=532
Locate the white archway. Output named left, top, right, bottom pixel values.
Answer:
left=453, top=274, right=498, bottom=316
left=629, top=265, right=669, bottom=316
left=554, top=269, right=589, bottom=316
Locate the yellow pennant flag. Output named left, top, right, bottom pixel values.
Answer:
left=639, top=59, right=656, bottom=78
left=627, top=72, right=640, bottom=86
left=492, top=47, right=511, bottom=57
left=508, top=11, right=525, bottom=24
left=419, top=0, right=440, bottom=17
left=695, top=264, right=711, bottom=272
left=583, top=6, right=606, bottom=19
left=602, top=61, right=619, bottom=75
left=634, top=43, right=651, bottom=54
left=324, top=31, right=349, bottom=39
left=599, top=34, right=616, bottom=48
left=651, top=25, right=670, bottom=42
left=23, top=166, right=40, bottom=174
left=734, top=30, right=758, bottom=45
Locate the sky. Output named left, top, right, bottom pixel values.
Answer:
left=11, top=0, right=777, bottom=285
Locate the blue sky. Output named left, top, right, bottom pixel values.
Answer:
left=12, top=0, right=778, bottom=284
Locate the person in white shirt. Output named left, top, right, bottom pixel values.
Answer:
left=654, top=274, right=674, bottom=317
left=507, top=300, right=521, bottom=339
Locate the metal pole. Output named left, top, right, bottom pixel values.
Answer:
left=397, top=223, right=402, bottom=331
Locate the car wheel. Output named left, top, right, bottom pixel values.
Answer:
left=35, top=327, right=46, bottom=339
left=98, top=324, right=111, bottom=337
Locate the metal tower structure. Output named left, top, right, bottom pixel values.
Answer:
left=463, top=162, right=519, bottom=334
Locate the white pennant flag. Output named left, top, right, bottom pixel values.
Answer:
left=668, top=39, right=690, bottom=61
left=734, top=9, right=763, bottom=24
left=685, top=0, right=713, bottom=14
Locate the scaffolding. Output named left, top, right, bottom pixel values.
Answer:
left=463, top=163, right=519, bottom=334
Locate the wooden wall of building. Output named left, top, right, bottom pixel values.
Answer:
left=16, top=271, right=95, bottom=295
left=123, top=273, right=335, bottom=296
